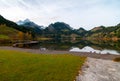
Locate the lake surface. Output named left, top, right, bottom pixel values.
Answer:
left=1, top=39, right=120, bottom=55
left=70, top=46, right=119, bottom=54
left=30, top=39, right=120, bottom=55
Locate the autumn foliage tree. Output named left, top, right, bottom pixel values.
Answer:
left=18, top=31, right=24, bottom=40
left=25, top=32, right=32, bottom=40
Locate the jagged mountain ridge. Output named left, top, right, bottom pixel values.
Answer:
left=17, top=19, right=43, bottom=29
left=17, top=19, right=44, bottom=34
left=1, top=15, right=120, bottom=39
left=0, top=15, right=33, bottom=33
left=44, top=22, right=73, bottom=34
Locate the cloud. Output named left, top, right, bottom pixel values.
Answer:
left=0, top=0, right=120, bottom=30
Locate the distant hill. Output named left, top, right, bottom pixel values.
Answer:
left=0, top=15, right=35, bottom=41
left=0, top=24, right=20, bottom=41
left=0, top=15, right=38, bottom=39
left=45, top=22, right=72, bottom=34
left=17, top=19, right=43, bottom=29
left=86, top=25, right=120, bottom=40
left=75, top=27, right=87, bottom=36
left=90, top=26, right=105, bottom=32
left=17, top=19, right=44, bottom=34
left=0, top=15, right=33, bottom=33
left=0, top=15, right=21, bottom=42
left=43, top=22, right=83, bottom=38
left=0, top=15, right=120, bottom=40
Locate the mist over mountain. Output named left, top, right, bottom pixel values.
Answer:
left=17, top=19, right=45, bottom=35
left=17, top=19, right=30, bottom=25
left=17, top=19, right=44, bottom=29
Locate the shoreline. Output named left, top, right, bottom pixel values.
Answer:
left=0, top=46, right=120, bottom=60
left=76, top=57, right=120, bottom=81
left=0, top=46, right=120, bottom=81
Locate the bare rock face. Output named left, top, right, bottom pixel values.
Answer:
left=76, top=57, right=120, bottom=81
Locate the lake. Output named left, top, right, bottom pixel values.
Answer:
left=1, top=39, right=120, bottom=55
left=29, top=39, right=120, bottom=55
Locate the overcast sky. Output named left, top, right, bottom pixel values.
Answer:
left=0, top=0, right=120, bottom=30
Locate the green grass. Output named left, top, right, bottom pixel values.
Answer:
left=0, top=25, right=19, bottom=41
left=0, top=34, right=9, bottom=39
left=0, top=25, right=19, bottom=35
left=0, top=50, right=86, bottom=81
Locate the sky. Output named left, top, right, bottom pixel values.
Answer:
left=0, top=0, right=120, bottom=30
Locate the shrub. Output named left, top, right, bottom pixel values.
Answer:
left=113, top=57, right=120, bottom=62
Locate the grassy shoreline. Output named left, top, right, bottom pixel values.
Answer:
left=0, top=50, right=86, bottom=81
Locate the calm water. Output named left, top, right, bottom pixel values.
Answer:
left=1, top=39, right=120, bottom=55
left=70, top=46, right=119, bottom=55
left=30, top=39, right=120, bottom=55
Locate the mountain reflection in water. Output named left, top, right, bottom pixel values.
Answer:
left=70, top=46, right=119, bottom=55
left=21, top=39, right=120, bottom=55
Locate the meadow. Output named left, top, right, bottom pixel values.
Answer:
left=0, top=50, right=86, bottom=81
left=0, top=35, right=9, bottom=40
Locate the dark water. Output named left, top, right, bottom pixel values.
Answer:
left=30, top=39, right=120, bottom=55
left=1, top=39, right=120, bottom=55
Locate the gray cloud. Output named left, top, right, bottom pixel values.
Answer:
left=0, top=0, right=120, bottom=30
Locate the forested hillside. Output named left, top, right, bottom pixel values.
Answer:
left=0, top=15, right=120, bottom=41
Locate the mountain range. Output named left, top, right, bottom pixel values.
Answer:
left=17, top=19, right=44, bottom=29
left=0, top=15, right=120, bottom=40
